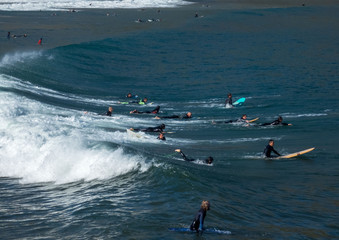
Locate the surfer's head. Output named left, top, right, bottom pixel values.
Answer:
left=108, top=106, right=113, bottom=112
left=278, top=116, right=283, bottom=122
left=127, top=93, right=132, bottom=98
left=206, top=157, right=213, bottom=164
left=160, top=124, right=165, bottom=129
left=228, top=93, right=232, bottom=98
left=201, top=200, right=210, bottom=211
left=143, top=97, right=148, bottom=103
left=186, top=112, right=192, bottom=118
left=242, top=114, right=247, bottom=119
left=269, top=139, right=274, bottom=146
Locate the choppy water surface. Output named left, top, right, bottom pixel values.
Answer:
left=0, top=5, right=338, bottom=239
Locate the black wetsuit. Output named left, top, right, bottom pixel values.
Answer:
left=190, top=208, right=207, bottom=232
left=224, top=118, right=246, bottom=123
left=261, top=119, right=289, bottom=126
left=132, top=106, right=160, bottom=114
left=178, top=151, right=212, bottom=164
left=178, top=151, right=194, bottom=162
left=158, top=114, right=191, bottom=119
left=106, top=111, right=112, bottom=116
left=263, top=145, right=281, bottom=158
left=133, top=125, right=164, bottom=132
left=225, top=97, right=233, bottom=107
left=157, top=136, right=166, bottom=141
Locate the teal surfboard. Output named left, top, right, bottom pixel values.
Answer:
left=233, top=97, right=246, bottom=106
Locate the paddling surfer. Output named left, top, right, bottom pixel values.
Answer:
left=130, top=106, right=160, bottom=114
left=155, top=112, right=192, bottom=119
left=175, top=149, right=213, bottom=164
left=263, top=139, right=281, bottom=158
left=130, top=124, right=165, bottom=133
left=157, top=132, right=166, bottom=141
left=261, top=116, right=292, bottom=126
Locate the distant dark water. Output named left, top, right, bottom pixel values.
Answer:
left=0, top=5, right=338, bottom=239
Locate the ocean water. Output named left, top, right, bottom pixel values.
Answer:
left=0, top=0, right=191, bottom=11
left=1, top=4, right=339, bottom=240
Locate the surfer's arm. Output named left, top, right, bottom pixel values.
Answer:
left=175, top=149, right=193, bottom=161
left=272, top=149, right=281, bottom=156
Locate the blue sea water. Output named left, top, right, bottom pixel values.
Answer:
left=0, top=5, right=339, bottom=240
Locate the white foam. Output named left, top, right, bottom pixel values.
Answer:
left=0, top=0, right=192, bottom=11
left=280, top=113, right=328, bottom=118
left=0, top=91, right=152, bottom=184
left=0, top=51, right=44, bottom=66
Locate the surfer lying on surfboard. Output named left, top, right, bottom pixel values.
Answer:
left=212, top=115, right=258, bottom=124
left=130, top=124, right=165, bottom=132
left=130, top=106, right=160, bottom=114
left=261, top=116, right=292, bottom=126
left=175, top=149, right=213, bottom=164
left=155, top=112, right=192, bottom=119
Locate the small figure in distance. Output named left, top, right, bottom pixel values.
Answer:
left=225, top=93, right=233, bottom=108
left=105, top=106, right=113, bottom=116
left=130, top=123, right=165, bottom=133
left=130, top=106, right=160, bottom=114
left=155, top=112, right=192, bottom=119
left=175, top=149, right=213, bottom=164
left=157, top=132, right=166, bottom=141
left=261, top=116, right=292, bottom=126
left=190, top=200, right=211, bottom=232
left=263, top=139, right=281, bottom=158
left=126, top=93, right=138, bottom=99
left=38, top=37, right=42, bottom=45
left=138, top=97, right=148, bottom=105
left=7, top=32, right=10, bottom=39
left=225, top=114, right=249, bottom=123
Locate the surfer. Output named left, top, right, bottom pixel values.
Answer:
left=157, top=132, right=166, bottom=141
left=130, top=106, right=160, bottom=114
left=225, top=93, right=233, bottom=107
left=155, top=112, right=192, bottom=119
left=224, top=114, right=249, bottom=123
left=126, top=93, right=138, bottom=99
left=175, top=149, right=213, bottom=164
left=263, top=139, right=281, bottom=158
left=130, top=124, right=165, bottom=133
left=261, top=116, right=292, bottom=126
left=190, top=200, right=211, bottom=232
left=102, top=106, right=113, bottom=116
left=38, top=37, right=42, bottom=45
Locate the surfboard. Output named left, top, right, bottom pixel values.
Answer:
left=233, top=97, right=246, bottom=106
left=277, top=147, right=315, bottom=159
left=248, top=117, right=259, bottom=123
left=126, top=129, right=143, bottom=138
left=169, top=227, right=231, bottom=235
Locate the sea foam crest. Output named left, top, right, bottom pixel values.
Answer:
left=0, top=51, right=44, bottom=66
left=0, top=91, right=151, bottom=184
left=0, top=0, right=192, bottom=11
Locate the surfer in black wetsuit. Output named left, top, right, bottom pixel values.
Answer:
left=190, top=200, right=210, bottom=232
left=263, top=139, right=281, bottom=158
left=261, top=116, right=292, bottom=126
left=100, top=106, right=113, bottom=116
left=130, top=106, right=160, bottom=114
left=130, top=124, right=165, bottom=132
left=157, top=132, right=166, bottom=141
left=175, top=149, right=213, bottom=164
left=225, top=93, right=233, bottom=107
left=155, top=112, right=192, bottom=119
left=224, top=114, right=249, bottom=123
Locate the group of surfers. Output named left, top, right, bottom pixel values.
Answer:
left=102, top=92, right=292, bottom=232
